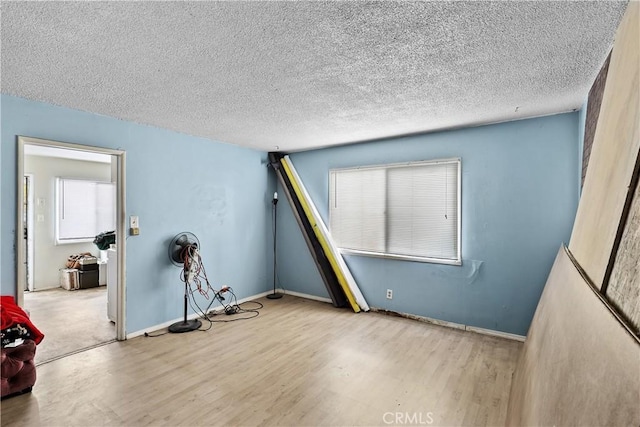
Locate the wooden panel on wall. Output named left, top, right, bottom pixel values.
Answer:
left=582, top=51, right=611, bottom=188
left=569, top=1, right=640, bottom=288
left=607, top=178, right=640, bottom=334
left=506, top=247, right=640, bottom=426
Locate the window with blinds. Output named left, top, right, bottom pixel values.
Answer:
left=329, top=158, right=461, bottom=265
left=56, top=178, right=116, bottom=243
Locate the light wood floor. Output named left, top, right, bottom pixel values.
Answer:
left=1, top=296, right=521, bottom=426
left=24, top=286, right=115, bottom=364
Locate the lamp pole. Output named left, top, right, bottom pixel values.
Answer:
left=267, top=191, right=283, bottom=299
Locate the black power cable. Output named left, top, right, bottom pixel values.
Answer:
left=145, top=256, right=263, bottom=337
left=206, top=289, right=263, bottom=322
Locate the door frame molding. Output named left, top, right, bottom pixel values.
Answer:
left=23, top=173, right=35, bottom=292
left=16, top=136, right=127, bottom=340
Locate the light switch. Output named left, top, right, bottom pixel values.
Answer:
left=130, top=216, right=140, bottom=236
left=37, top=214, right=44, bottom=222
left=37, top=198, right=45, bottom=207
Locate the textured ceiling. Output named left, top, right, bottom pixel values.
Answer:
left=1, top=1, right=628, bottom=152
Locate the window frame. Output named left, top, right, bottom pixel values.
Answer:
left=55, top=177, right=116, bottom=245
left=329, top=158, right=462, bottom=266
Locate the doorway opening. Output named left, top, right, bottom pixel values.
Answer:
left=16, top=136, right=127, bottom=364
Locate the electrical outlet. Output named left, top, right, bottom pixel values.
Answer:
left=386, top=289, right=393, bottom=299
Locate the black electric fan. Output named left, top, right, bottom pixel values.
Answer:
left=168, top=232, right=202, bottom=333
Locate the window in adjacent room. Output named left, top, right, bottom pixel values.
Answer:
left=329, top=158, right=461, bottom=265
left=56, top=178, right=116, bottom=243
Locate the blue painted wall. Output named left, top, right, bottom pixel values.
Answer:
left=1, top=95, right=579, bottom=336
left=276, top=113, right=580, bottom=335
left=1, top=95, right=273, bottom=334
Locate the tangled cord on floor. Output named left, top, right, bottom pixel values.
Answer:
left=188, top=286, right=263, bottom=331
left=145, top=246, right=263, bottom=336
left=144, top=287, right=263, bottom=337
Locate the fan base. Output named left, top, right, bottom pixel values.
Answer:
left=168, top=319, right=202, bottom=333
left=266, top=293, right=283, bottom=299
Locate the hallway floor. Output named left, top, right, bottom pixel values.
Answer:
left=24, top=286, right=115, bottom=364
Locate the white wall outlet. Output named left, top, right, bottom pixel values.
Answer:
left=386, top=289, right=393, bottom=299
left=37, top=214, right=45, bottom=223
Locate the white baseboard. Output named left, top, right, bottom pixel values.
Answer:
left=126, top=290, right=272, bottom=339
left=465, top=326, right=526, bottom=342
left=369, top=307, right=526, bottom=342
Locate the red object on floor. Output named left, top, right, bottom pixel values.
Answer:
left=1, top=296, right=44, bottom=345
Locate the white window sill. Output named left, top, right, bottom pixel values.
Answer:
left=56, top=238, right=95, bottom=245
left=340, top=248, right=462, bottom=266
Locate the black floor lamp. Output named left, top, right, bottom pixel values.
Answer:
left=267, top=191, right=283, bottom=299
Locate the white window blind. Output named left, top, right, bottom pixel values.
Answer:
left=329, top=158, right=461, bottom=264
left=57, top=178, right=116, bottom=242
left=330, top=168, right=386, bottom=253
